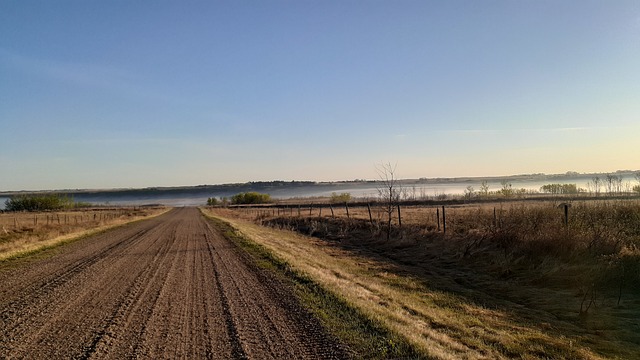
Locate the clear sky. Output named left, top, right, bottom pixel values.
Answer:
left=1, top=1, right=638, bottom=191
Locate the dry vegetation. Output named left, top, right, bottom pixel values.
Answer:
left=0, top=207, right=169, bottom=261
left=205, top=199, right=640, bottom=359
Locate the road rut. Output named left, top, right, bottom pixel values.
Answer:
left=0, top=208, right=345, bottom=359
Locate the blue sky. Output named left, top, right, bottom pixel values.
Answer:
left=1, top=1, right=638, bottom=191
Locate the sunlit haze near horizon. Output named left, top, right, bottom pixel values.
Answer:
left=1, top=1, right=639, bottom=191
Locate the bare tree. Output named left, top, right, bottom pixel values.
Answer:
left=464, top=186, right=475, bottom=200
left=590, top=176, right=602, bottom=197
left=376, top=162, right=401, bottom=240
left=500, top=179, right=513, bottom=198
left=605, top=174, right=616, bottom=195
left=479, top=180, right=489, bottom=198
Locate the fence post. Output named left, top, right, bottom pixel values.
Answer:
left=345, top=202, right=350, bottom=219
left=309, top=204, right=313, bottom=216
left=367, top=203, right=373, bottom=225
left=330, top=204, right=334, bottom=218
left=319, top=206, right=322, bottom=217
left=442, top=206, right=446, bottom=234
left=397, top=204, right=402, bottom=228
left=437, top=208, right=440, bottom=231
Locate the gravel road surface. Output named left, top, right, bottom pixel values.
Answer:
left=0, top=208, right=345, bottom=359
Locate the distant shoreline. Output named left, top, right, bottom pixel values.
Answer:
left=2, top=170, right=637, bottom=196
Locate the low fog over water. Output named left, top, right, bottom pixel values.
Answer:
left=2, top=173, right=637, bottom=209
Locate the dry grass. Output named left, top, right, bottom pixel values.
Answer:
left=0, top=207, right=169, bottom=261
left=203, top=206, right=629, bottom=359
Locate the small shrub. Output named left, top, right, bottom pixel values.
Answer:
left=231, top=192, right=272, bottom=205
left=330, top=192, right=352, bottom=204
left=540, top=183, right=579, bottom=195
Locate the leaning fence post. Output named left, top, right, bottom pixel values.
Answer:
left=330, top=204, right=334, bottom=218
left=367, top=203, right=373, bottom=225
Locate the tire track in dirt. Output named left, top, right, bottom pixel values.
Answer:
left=0, top=208, right=345, bottom=359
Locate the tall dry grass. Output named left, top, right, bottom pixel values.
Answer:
left=224, top=199, right=640, bottom=357
left=0, top=207, right=169, bottom=260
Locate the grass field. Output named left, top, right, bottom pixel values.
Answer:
left=0, top=207, right=169, bottom=261
left=208, top=199, right=640, bottom=359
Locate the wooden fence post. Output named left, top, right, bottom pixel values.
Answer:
left=442, top=206, right=446, bottom=234
left=345, top=202, right=350, bottom=219
left=367, top=203, right=373, bottom=225
left=397, top=204, right=402, bottom=228
left=309, top=204, right=313, bottom=216
left=330, top=204, right=334, bottom=218
left=437, top=208, right=440, bottom=231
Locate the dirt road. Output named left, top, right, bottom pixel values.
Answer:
left=0, top=208, right=345, bottom=359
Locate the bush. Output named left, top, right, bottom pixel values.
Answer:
left=4, top=194, right=75, bottom=212
left=540, top=183, right=578, bottom=195
left=330, top=192, right=352, bottom=204
left=231, top=192, right=271, bottom=205
left=206, top=197, right=219, bottom=206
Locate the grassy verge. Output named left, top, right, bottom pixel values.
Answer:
left=0, top=207, right=170, bottom=263
left=203, top=208, right=614, bottom=359
left=202, top=211, right=423, bottom=359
